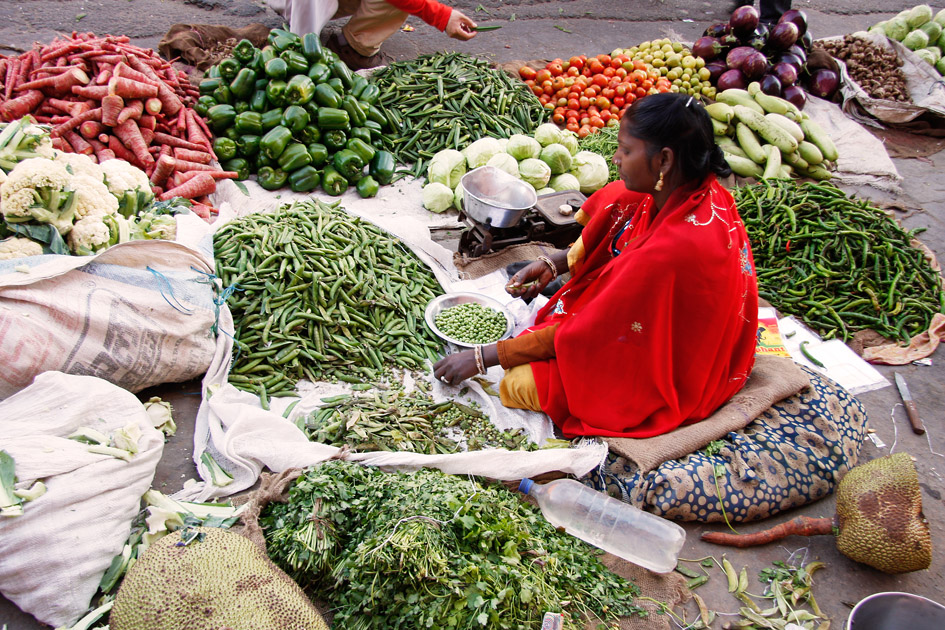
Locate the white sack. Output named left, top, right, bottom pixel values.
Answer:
left=0, top=372, right=165, bottom=627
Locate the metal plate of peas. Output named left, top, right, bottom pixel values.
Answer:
left=424, top=293, right=514, bottom=348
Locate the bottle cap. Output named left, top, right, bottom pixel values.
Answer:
left=518, top=478, right=534, bottom=494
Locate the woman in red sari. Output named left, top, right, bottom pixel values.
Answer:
left=434, top=92, right=758, bottom=438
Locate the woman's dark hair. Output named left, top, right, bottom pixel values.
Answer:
left=621, top=92, right=732, bottom=181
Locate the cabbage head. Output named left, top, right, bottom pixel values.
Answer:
left=496, top=138, right=509, bottom=153
left=919, top=20, right=941, bottom=42
left=903, top=29, right=929, bottom=50
left=559, top=131, right=580, bottom=155
left=422, top=182, right=455, bottom=213
left=549, top=173, right=581, bottom=192
left=936, top=56, right=945, bottom=75
left=453, top=184, right=464, bottom=211
left=463, top=137, right=503, bottom=169
left=935, top=8, right=945, bottom=28
left=884, top=18, right=910, bottom=41
left=914, top=47, right=937, bottom=65
left=518, top=158, right=551, bottom=190
left=539, top=143, right=573, bottom=175
left=486, top=152, right=521, bottom=178
left=536, top=187, right=555, bottom=196
left=506, top=134, right=541, bottom=161
left=428, top=149, right=467, bottom=189
left=534, top=123, right=562, bottom=147
left=907, top=4, right=932, bottom=29
left=570, top=151, right=610, bottom=194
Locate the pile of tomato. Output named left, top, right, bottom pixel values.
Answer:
left=519, top=54, right=673, bottom=137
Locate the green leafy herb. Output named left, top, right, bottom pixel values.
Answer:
left=233, top=180, right=250, bottom=196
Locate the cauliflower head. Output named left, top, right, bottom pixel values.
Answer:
left=0, top=236, right=43, bottom=260
left=100, top=159, right=155, bottom=218
left=72, top=174, right=119, bottom=220
left=56, top=151, right=106, bottom=182
left=0, top=158, right=76, bottom=234
left=68, top=216, right=110, bottom=256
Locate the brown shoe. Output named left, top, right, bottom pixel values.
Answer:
left=324, top=32, right=392, bottom=71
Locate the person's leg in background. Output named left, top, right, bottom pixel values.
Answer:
left=759, top=0, right=791, bottom=24
left=340, top=0, right=408, bottom=57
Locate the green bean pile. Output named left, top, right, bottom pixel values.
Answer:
left=371, top=52, right=547, bottom=177
left=303, top=386, right=534, bottom=454
left=214, top=199, right=443, bottom=396
left=434, top=302, right=508, bottom=344
left=737, top=180, right=945, bottom=342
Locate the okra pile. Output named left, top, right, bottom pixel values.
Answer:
left=371, top=52, right=548, bottom=177
left=738, top=180, right=945, bottom=342
left=434, top=302, right=508, bottom=344
left=214, top=199, right=443, bottom=396
left=197, top=29, right=396, bottom=197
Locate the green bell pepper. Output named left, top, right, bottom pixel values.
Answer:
left=350, top=74, right=368, bottom=98
left=281, top=105, right=310, bottom=133
left=362, top=120, right=383, bottom=139
left=280, top=50, right=309, bottom=75
left=317, top=107, right=350, bottom=130
left=356, top=175, right=379, bottom=198
left=238, top=134, right=261, bottom=157
left=261, top=109, right=284, bottom=130
left=234, top=101, right=250, bottom=115
left=234, top=111, right=263, bottom=135
left=307, top=62, right=331, bottom=84
left=213, top=137, right=238, bottom=162
left=321, top=49, right=339, bottom=65
left=322, top=129, right=348, bottom=151
left=224, top=126, right=241, bottom=141
left=218, top=58, right=241, bottom=82
left=222, top=158, right=250, bottom=181
left=212, top=84, right=233, bottom=105
left=229, top=67, right=257, bottom=100
left=233, top=39, right=257, bottom=64
left=345, top=137, right=375, bottom=165
left=342, top=95, right=367, bottom=127
left=350, top=127, right=372, bottom=144
left=258, top=46, right=276, bottom=68
left=302, top=32, right=323, bottom=63
left=299, top=125, right=321, bottom=145
left=307, top=143, right=329, bottom=167
left=286, top=75, right=316, bottom=106
left=327, top=77, right=345, bottom=95
left=330, top=61, right=355, bottom=90
left=359, top=84, right=381, bottom=105
left=257, top=166, right=287, bottom=190
left=313, top=83, right=342, bottom=109
left=207, top=64, right=222, bottom=79
left=277, top=143, right=313, bottom=172
left=199, top=77, right=223, bottom=95
left=269, top=29, right=299, bottom=52
left=265, top=57, right=288, bottom=80
left=207, top=104, right=237, bottom=132
left=288, top=165, right=321, bottom=192
left=369, top=150, right=396, bottom=185
left=265, top=80, right=287, bottom=108
left=250, top=89, right=268, bottom=113
left=260, top=125, right=293, bottom=160
left=332, top=148, right=364, bottom=180
left=194, top=95, right=217, bottom=117
left=322, top=164, right=348, bottom=196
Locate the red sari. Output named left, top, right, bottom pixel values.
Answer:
left=529, top=175, right=758, bottom=438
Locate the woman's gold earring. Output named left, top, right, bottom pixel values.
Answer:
left=654, top=171, right=664, bottom=192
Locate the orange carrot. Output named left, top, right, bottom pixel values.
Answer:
left=79, top=120, right=105, bottom=139
left=101, top=94, right=123, bottom=126
left=116, top=99, right=143, bottom=124
left=46, top=97, right=89, bottom=117
left=190, top=202, right=212, bottom=222
left=144, top=97, right=162, bottom=115
left=50, top=106, right=101, bottom=136
left=139, top=127, right=154, bottom=146
left=0, top=90, right=44, bottom=121
left=4, top=59, right=20, bottom=101
left=16, top=67, right=89, bottom=95
left=152, top=131, right=204, bottom=152
left=107, top=133, right=138, bottom=165
left=113, top=62, right=160, bottom=87
left=149, top=154, right=176, bottom=185
left=64, top=130, right=93, bottom=155
left=52, top=136, right=72, bottom=152
left=89, top=138, right=115, bottom=163
left=176, top=169, right=238, bottom=181
left=95, top=68, right=112, bottom=85
left=173, top=147, right=211, bottom=164
left=72, top=84, right=109, bottom=99
left=107, top=76, right=158, bottom=99
left=701, top=516, right=835, bottom=548
left=138, top=114, right=156, bottom=131
left=159, top=172, right=216, bottom=201
left=171, top=158, right=219, bottom=173
left=113, top=118, right=153, bottom=166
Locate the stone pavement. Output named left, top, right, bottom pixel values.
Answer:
left=1, top=1, right=944, bottom=628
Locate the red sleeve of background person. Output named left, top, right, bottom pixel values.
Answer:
left=385, top=0, right=452, bottom=30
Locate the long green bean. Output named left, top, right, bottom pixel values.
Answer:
left=737, top=179, right=945, bottom=343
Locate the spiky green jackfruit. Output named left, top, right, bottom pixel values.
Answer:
left=835, top=452, right=931, bottom=574
left=110, top=527, right=329, bottom=630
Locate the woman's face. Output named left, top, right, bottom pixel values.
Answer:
left=612, top=125, right=659, bottom=193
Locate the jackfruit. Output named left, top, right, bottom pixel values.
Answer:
left=834, top=452, right=931, bottom=574
left=110, top=527, right=330, bottom=630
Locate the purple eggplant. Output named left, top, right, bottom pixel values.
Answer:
left=742, top=51, right=769, bottom=80
left=772, top=62, right=798, bottom=86
left=768, top=22, right=799, bottom=51
left=747, top=34, right=767, bottom=51
left=726, top=46, right=758, bottom=71
left=782, top=84, right=808, bottom=110
left=720, top=33, right=741, bottom=48
left=730, top=5, right=760, bottom=37
left=706, top=60, right=729, bottom=83
left=760, top=74, right=783, bottom=97
left=777, top=52, right=806, bottom=70
left=717, top=68, right=748, bottom=91
left=778, top=9, right=808, bottom=37
left=754, top=23, right=770, bottom=40
left=704, top=22, right=731, bottom=39
left=693, top=36, right=724, bottom=61
left=807, top=68, right=839, bottom=100
left=800, top=31, right=814, bottom=51
left=787, top=44, right=808, bottom=65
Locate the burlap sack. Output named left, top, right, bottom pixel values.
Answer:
left=159, top=23, right=271, bottom=70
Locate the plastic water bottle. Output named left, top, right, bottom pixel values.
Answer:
left=518, top=478, right=686, bottom=573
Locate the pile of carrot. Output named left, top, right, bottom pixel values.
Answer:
left=0, top=31, right=233, bottom=211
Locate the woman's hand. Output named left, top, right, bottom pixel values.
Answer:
left=505, top=260, right=554, bottom=300
left=433, top=350, right=479, bottom=386
left=446, top=10, right=477, bottom=40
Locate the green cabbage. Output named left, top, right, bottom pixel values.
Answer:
left=919, top=20, right=941, bottom=42
left=914, top=47, right=937, bottom=65
left=903, top=29, right=930, bottom=50
left=496, top=138, right=508, bottom=153
left=534, top=123, right=562, bottom=147
left=539, top=144, right=573, bottom=175
left=939, top=30, right=945, bottom=49
left=935, top=8, right=945, bottom=28
left=570, top=151, right=610, bottom=194
left=936, top=56, right=945, bottom=75
left=518, top=158, right=551, bottom=190
left=548, top=173, right=581, bottom=192
left=868, top=20, right=888, bottom=34
left=506, top=134, right=541, bottom=161
left=536, top=187, right=555, bottom=196
left=428, top=149, right=467, bottom=189
left=422, top=182, right=455, bottom=213
left=462, top=137, right=503, bottom=169
left=907, top=4, right=933, bottom=29
left=453, top=184, right=464, bottom=212
left=559, top=131, right=580, bottom=156
left=884, top=17, right=910, bottom=41
left=486, top=152, right=521, bottom=178
left=923, top=46, right=942, bottom=63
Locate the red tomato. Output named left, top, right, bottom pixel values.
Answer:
left=588, top=59, right=605, bottom=74
left=615, top=68, right=628, bottom=79
left=610, top=104, right=620, bottom=114
left=519, top=66, right=537, bottom=81
left=552, top=112, right=565, bottom=124
left=543, top=83, right=555, bottom=96
left=597, top=54, right=612, bottom=66
left=615, top=84, right=628, bottom=97
left=531, top=86, right=543, bottom=97
left=634, top=86, right=646, bottom=99
left=595, top=95, right=611, bottom=109
left=555, top=88, right=570, bottom=100
left=582, top=67, right=592, bottom=77
left=583, top=87, right=596, bottom=99
left=539, top=94, right=550, bottom=105
left=613, top=95, right=625, bottom=108
left=578, top=125, right=592, bottom=138
left=601, top=87, right=615, bottom=100
left=589, top=115, right=605, bottom=129
left=631, top=69, right=648, bottom=84
left=536, top=69, right=552, bottom=83
left=556, top=97, right=568, bottom=107
left=607, top=118, right=620, bottom=127
left=568, top=56, right=585, bottom=70
left=566, top=120, right=580, bottom=132
left=578, top=95, right=591, bottom=109
left=552, top=76, right=567, bottom=91
left=547, top=62, right=564, bottom=77
left=600, top=110, right=613, bottom=122
left=567, top=66, right=580, bottom=77
left=591, top=74, right=608, bottom=88
left=603, top=67, right=615, bottom=78
left=613, top=54, right=630, bottom=66
left=640, top=79, right=653, bottom=90
left=567, top=98, right=580, bottom=110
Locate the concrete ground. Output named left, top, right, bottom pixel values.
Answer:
left=2, top=1, right=945, bottom=628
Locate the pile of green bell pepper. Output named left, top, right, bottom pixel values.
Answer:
left=197, top=29, right=394, bottom=197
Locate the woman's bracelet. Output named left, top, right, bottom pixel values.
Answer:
left=474, top=345, right=487, bottom=375
left=536, top=255, right=558, bottom=280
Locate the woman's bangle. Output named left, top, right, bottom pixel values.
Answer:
left=474, top=345, right=487, bottom=375
left=536, top=255, right=558, bottom=280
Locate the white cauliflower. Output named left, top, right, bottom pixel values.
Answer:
left=100, top=159, right=154, bottom=218
left=68, top=214, right=131, bottom=256
left=72, top=174, right=119, bottom=220
left=0, top=236, right=43, bottom=260
left=0, top=157, right=76, bottom=234
left=56, top=151, right=105, bottom=182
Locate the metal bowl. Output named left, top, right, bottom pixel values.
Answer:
left=460, top=166, right=538, bottom=228
left=424, top=292, right=514, bottom=349
left=847, top=592, right=945, bottom=630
